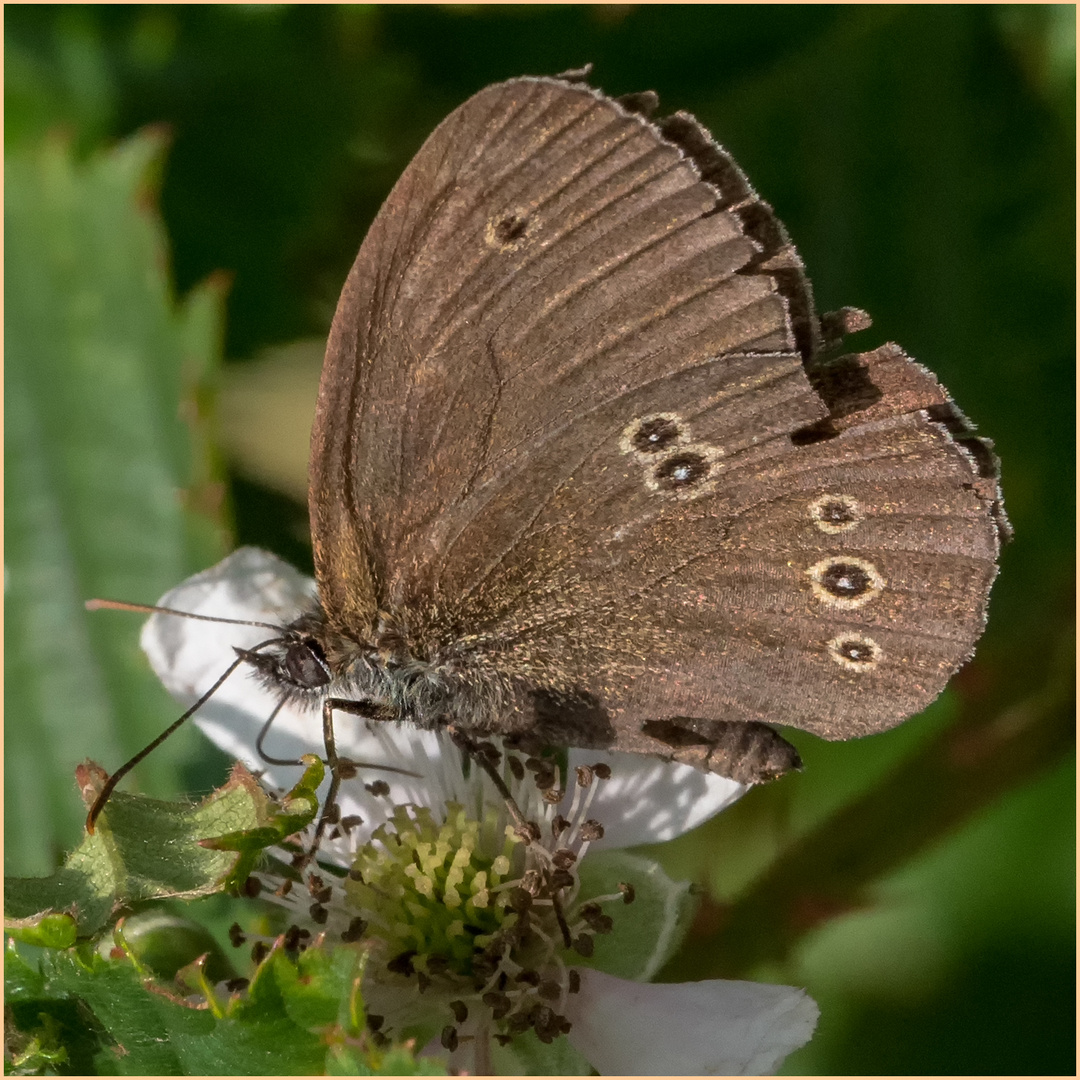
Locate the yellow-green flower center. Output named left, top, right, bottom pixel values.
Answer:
left=345, top=802, right=522, bottom=976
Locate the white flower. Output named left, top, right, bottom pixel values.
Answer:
left=142, top=547, right=818, bottom=1075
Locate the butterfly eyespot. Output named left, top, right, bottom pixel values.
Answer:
left=620, top=412, right=688, bottom=458
left=809, top=493, right=864, bottom=533
left=633, top=416, right=681, bottom=453
left=807, top=556, right=885, bottom=608
left=485, top=210, right=532, bottom=251
left=827, top=633, right=883, bottom=670
left=655, top=452, right=709, bottom=488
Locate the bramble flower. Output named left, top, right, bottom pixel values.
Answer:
left=142, top=548, right=818, bottom=1074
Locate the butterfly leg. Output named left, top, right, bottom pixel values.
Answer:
left=446, top=726, right=542, bottom=843
left=293, top=696, right=398, bottom=873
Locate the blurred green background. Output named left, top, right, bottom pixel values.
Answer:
left=5, top=5, right=1074, bottom=1075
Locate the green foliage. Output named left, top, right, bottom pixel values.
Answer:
left=6, top=937, right=446, bottom=1076
left=4, top=758, right=321, bottom=943
left=5, top=126, right=229, bottom=876
left=4, top=766, right=445, bottom=1076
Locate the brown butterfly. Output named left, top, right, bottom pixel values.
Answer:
left=231, top=69, right=1002, bottom=797
left=90, top=71, right=1008, bottom=834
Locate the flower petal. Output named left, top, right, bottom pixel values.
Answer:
left=567, top=747, right=745, bottom=849
left=565, top=968, right=818, bottom=1076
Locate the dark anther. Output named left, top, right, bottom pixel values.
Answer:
left=572, top=933, right=595, bottom=957
left=367, top=779, right=391, bottom=797
left=290, top=852, right=306, bottom=868
left=241, top=876, right=263, bottom=898
left=575, top=765, right=594, bottom=787
left=530, top=763, right=557, bottom=790
left=308, top=903, right=329, bottom=925
left=370, top=1030, right=389, bottom=1049
left=551, top=814, right=571, bottom=838
left=449, top=1000, right=469, bottom=1024
left=542, top=788, right=564, bottom=804
left=538, top=980, right=562, bottom=1002
left=340, top=814, right=363, bottom=832
left=592, top=762, right=612, bottom=780
left=441, top=1026, right=459, bottom=1052
left=548, top=869, right=575, bottom=891
left=417, top=971, right=432, bottom=993
left=225, top=977, right=250, bottom=993
left=495, top=1033, right=513, bottom=1047
left=619, top=881, right=636, bottom=904
left=515, top=820, right=542, bottom=844
left=568, top=969, right=581, bottom=994
left=277, top=879, right=293, bottom=897
left=655, top=451, right=710, bottom=489
left=516, top=968, right=541, bottom=987
left=476, top=740, right=501, bottom=765
left=387, top=950, right=417, bottom=976
left=329, top=827, right=341, bottom=840
left=250, top=941, right=270, bottom=964
left=520, top=869, right=542, bottom=896
left=341, top=916, right=368, bottom=943
left=507, top=1009, right=535, bottom=1035
left=338, top=763, right=358, bottom=780
left=507, top=886, right=534, bottom=914
left=366, top=1014, right=384, bottom=1032
left=426, top=954, right=450, bottom=976
left=325, top=803, right=341, bottom=825
left=632, top=416, right=681, bottom=454
left=533, top=1005, right=557, bottom=1043
left=348, top=867, right=364, bottom=881
left=582, top=907, right=614, bottom=935
left=296, top=928, right=311, bottom=941
left=228, top=922, right=246, bottom=948
left=552, top=848, right=577, bottom=870
left=482, top=991, right=513, bottom=1020
left=507, top=755, right=525, bottom=781
left=579, top=819, right=604, bottom=841
left=306, top=873, right=325, bottom=896
left=471, top=955, right=499, bottom=984
left=283, top=925, right=303, bottom=951
left=821, top=562, right=872, bottom=597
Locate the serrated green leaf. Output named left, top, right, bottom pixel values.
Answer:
left=272, top=941, right=361, bottom=1032
left=4, top=130, right=229, bottom=877
left=3, top=762, right=305, bottom=940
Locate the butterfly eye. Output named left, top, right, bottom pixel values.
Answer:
left=284, top=638, right=331, bottom=689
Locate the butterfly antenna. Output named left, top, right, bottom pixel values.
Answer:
left=85, top=639, right=280, bottom=834
left=86, top=597, right=285, bottom=632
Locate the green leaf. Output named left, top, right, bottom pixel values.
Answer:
left=4, top=762, right=318, bottom=942
left=4, top=130, right=229, bottom=876
left=6, top=937, right=448, bottom=1076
